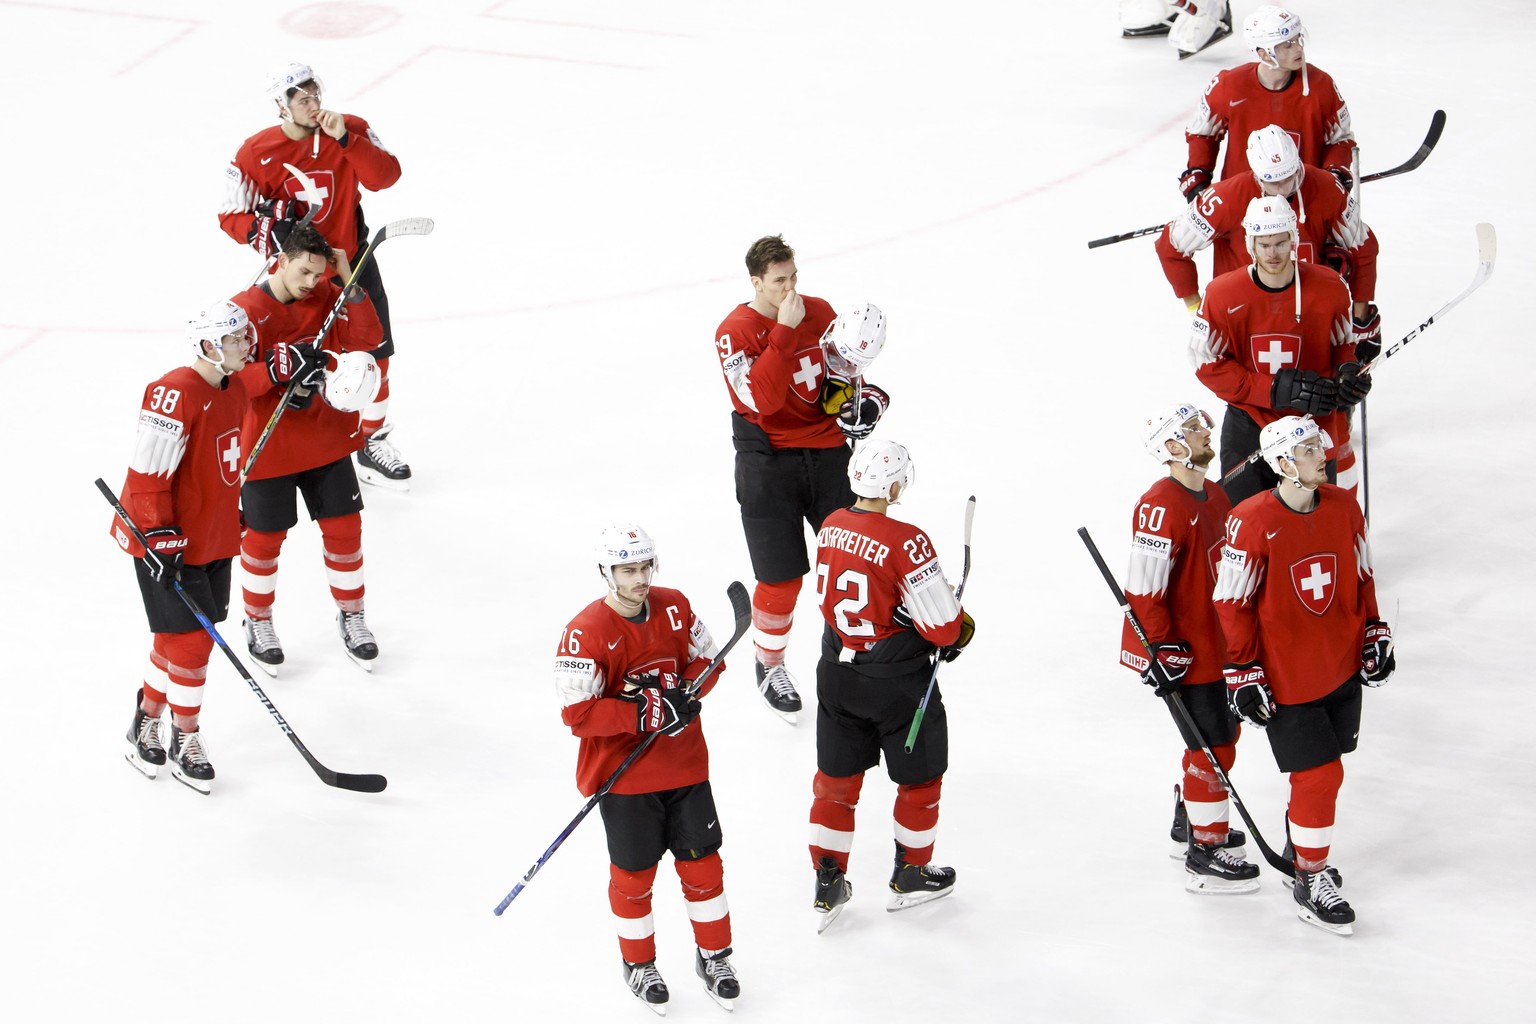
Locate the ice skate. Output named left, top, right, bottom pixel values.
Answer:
left=887, top=844, right=956, bottom=912
left=695, top=946, right=740, bottom=1010
left=1282, top=838, right=1343, bottom=891
left=622, top=958, right=668, bottom=1016
left=124, top=689, right=165, bottom=780
left=754, top=661, right=802, bottom=724
left=337, top=610, right=379, bottom=672
left=355, top=424, right=411, bottom=491
left=168, top=726, right=215, bottom=796
left=814, top=856, right=852, bottom=934
left=1294, top=867, right=1355, bottom=936
left=1120, top=0, right=1173, bottom=37
left=244, top=616, right=284, bottom=677
left=1169, top=784, right=1246, bottom=858
left=1184, top=838, right=1260, bottom=894
left=1170, top=1, right=1232, bottom=59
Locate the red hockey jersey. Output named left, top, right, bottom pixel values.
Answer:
left=1158, top=166, right=1377, bottom=302
left=1213, top=485, right=1378, bottom=704
left=1121, top=477, right=1232, bottom=686
left=715, top=297, right=845, bottom=449
left=219, top=115, right=401, bottom=259
left=232, top=279, right=383, bottom=480
left=1191, top=263, right=1354, bottom=450
left=554, top=586, right=721, bottom=797
left=815, top=507, right=963, bottom=652
left=110, top=367, right=249, bottom=565
left=1185, top=64, right=1355, bottom=185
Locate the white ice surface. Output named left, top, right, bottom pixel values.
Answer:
left=2, top=2, right=1532, bottom=1021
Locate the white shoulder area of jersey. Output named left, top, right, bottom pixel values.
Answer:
left=554, top=654, right=603, bottom=707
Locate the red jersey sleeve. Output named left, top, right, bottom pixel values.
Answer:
left=1124, top=494, right=1180, bottom=645
left=554, top=613, right=640, bottom=739
left=217, top=140, right=265, bottom=249
left=1184, top=70, right=1233, bottom=173
left=335, top=115, right=402, bottom=192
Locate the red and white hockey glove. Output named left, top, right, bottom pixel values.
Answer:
left=1361, top=619, right=1395, bottom=686
left=1143, top=641, right=1194, bottom=697
left=1322, top=243, right=1356, bottom=287
left=247, top=198, right=307, bottom=262
left=1326, top=165, right=1355, bottom=193
left=142, top=526, right=187, bottom=588
left=1351, top=302, right=1382, bottom=364
left=1178, top=166, right=1212, bottom=203
left=266, top=340, right=326, bottom=388
left=838, top=383, right=890, bottom=441
left=1224, top=661, right=1274, bottom=726
left=625, top=669, right=699, bottom=736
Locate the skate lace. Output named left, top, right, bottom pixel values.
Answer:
left=364, top=434, right=406, bottom=471
left=177, top=731, right=211, bottom=767
left=626, top=961, right=665, bottom=996
left=762, top=665, right=799, bottom=699
left=701, top=949, right=737, bottom=983
left=341, top=612, right=376, bottom=646
left=1309, top=869, right=1348, bottom=909
left=248, top=617, right=281, bottom=651
left=1214, top=846, right=1249, bottom=869
left=137, top=714, right=164, bottom=752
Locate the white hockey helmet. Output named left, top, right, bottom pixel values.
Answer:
left=1246, top=125, right=1302, bottom=190
left=321, top=351, right=381, bottom=413
left=1260, top=415, right=1333, bottom=478
left=1242, top=195, right=1298, bottom=258
left=266, top=62, right=323, bottom=112
left=186, top=300, right=251, bottom=369
left=821, top=303, right=887, bottom=379
left=1142, top=402, right=1213, bottom=467
left=848, top=438, right=913, bottom=503
left=1244, top=5, right=1306, bottom=67
left=596, top=524, right=658, bottom=588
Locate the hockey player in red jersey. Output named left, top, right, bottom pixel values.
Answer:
left=1178, top=6, right=1356, bottom=201
left=1122, top=403, right=1257, bottom=892
left=1159, top=124, right=1380, bottom=334
left=114, top=301, right=254, bottom=795
left=1214, top=415, right=1394, bottom=935
left=219, top=62, right=411, bottom=489
left=231, top=223, right=387, bottom=676
left=808, top=441, right=974, bottom=932
left=554, top=526, right=740, bottom=1013
left=1191, top=196, right=1372, bottom=506
left=715, top=235, right=890, bottom=725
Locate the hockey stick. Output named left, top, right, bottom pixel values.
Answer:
left=241, top=216, right=435, bottom=481
left=96, top=479, right=387, bottom=793
left=1219, top=221, right=1497, bottom=488
left=1352, top=146, right=1371, bottom=523
left=1076, top=526, right=1292, bottom=877
left=1086, top=111, right=1448, bottom=250
left=493, top=581, right=752, bottom=916
left=903, top=495, right=975, bottom=754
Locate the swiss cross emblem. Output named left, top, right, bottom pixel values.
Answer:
left=1290, top=553, right=1337, bottom=615
left=789, top=344, right=824, bottom=404
left=286, top=168, right=333, bottom=224
left=216, top=429, right=242, bottom=486
left=1251, top=333, right=1302, bottom=375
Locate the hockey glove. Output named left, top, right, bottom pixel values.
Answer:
left=940, top=611, right=976, bottom=663
left=1351, top=302, right=1382, bottom=364
left=1335, top=362, right=1372, bottom=406
left=142, top=526, right=187, bottom=588
left=838, top=383, right=890, bottom=442
left=1326, top=165, right=1355, bottom=193
left=632, top=687, right=701, bottom=736
left=1178, top=166, right=1212, bottom=203
left=247, top=197, right=307, bottom=261
left=1271, top=368, right=1340, bottom=416
left=266, top=340, right=326, bottom=388
left=1361, top=619, right=1395, bottom=686
left=1224, top=661, right=1274, bottom=726
left=1143, top=641, right=1194, bottom=697
left=1322, top=243, right=1356, bottom=286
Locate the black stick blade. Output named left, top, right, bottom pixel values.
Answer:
left=332, top=773, right=389, bottom=793
left=726, top=580, right=750, bottom=625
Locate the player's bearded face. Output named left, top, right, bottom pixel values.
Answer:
left=279, top=252, right=330, bottom=299
left=1290, top=438, right=1328, bottom=487
left=1253, top=233, right=1293, bottom=273
left=1181, top=418, right=1215, bottom=467
left=284, top=84, right=323, bottom=128
left=611, top=561, right=653, bottom=606
left=753, top=260, right=798, bottom=310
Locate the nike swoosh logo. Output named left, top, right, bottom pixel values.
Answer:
left=203, top=401, right=212, bottom=411
left=706, top=820, right=717, bottom=829
left=1229, top=98, right=1248, bottom=107
left=1190, top=516, right=1200, bottom=526
left=1227, top=304, right=1246, bottom=314
left=351, top=492, right=360, bottom=500
left=260, top=156, right=273, bottom=165
left=608, top=638, right=622, bottom=650
left=1266, top=530, right=1281, bottom=539
left=257, top=315, right=271, bottom=325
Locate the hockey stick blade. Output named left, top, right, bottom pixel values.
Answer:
left=380, top=216, right=435, bottom=239
left=904, top=496, right=976, bottom=753
left=1221, top=222, right=1496, bottom=486
left=1076, top=527, right=1293, bottom=877
left=1360, top=110, right=1446, bottom=184
left=493, top=581, right=751, bottom=916
left=1087, top=224, right=1163, bottom=250
left=96, top=479, right=388, bottom=794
